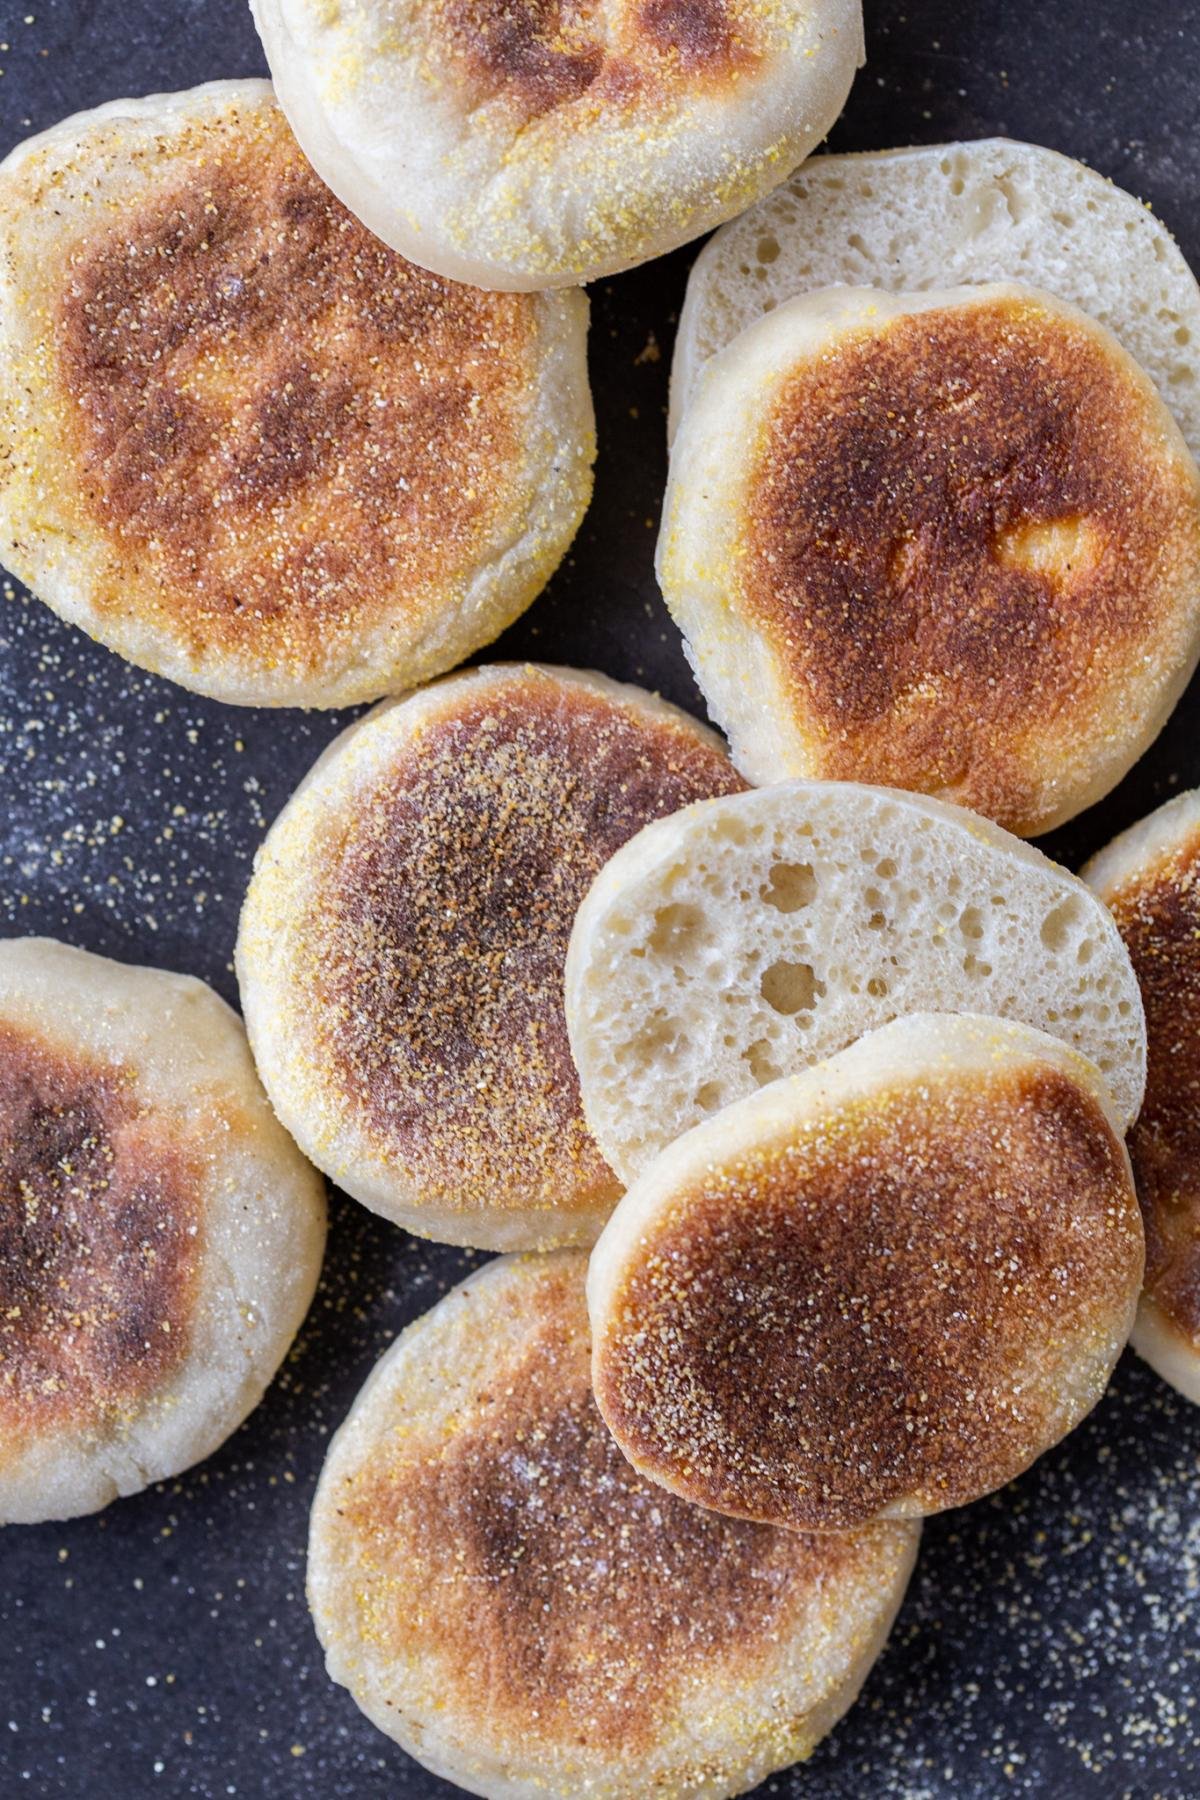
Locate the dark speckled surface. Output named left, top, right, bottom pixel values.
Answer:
left=1, top=2, right=1199, bottom=1796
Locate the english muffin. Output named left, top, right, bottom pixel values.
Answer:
left=309, top=1250, right=919, bottom=1798
left=1085, top=791, right=1200, bottom=1404
left=565, top=779, right=1145, bottom=1184
left=0, top=937, right=326, bottom=1525
left=237, top=664, right=744, bottom=1250
left=658, top=282, right=1200, bottom=836
left=0, top=81, right=593, bottom=708
left=589, top=1013, right=1143, bottom=1531
left=252, top=0, right=862, bottom=292
left=670, top=139, right=1200, bottom=443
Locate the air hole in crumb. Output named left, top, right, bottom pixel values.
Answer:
left=756, top=235, right=780, bottom=264
left=876, top=857, right=898, bottom=879
left=867, top=976, right=889, bottom=998
left=963, top=953, right=993, bottom=978
left=649, top=902, right=705, bottom=956
left=761, top=860, right=817, bottom=912
left=761, top=960, right=824, bottom=1014
left=1041, top=898, right=1081, bottom=952
left=637, top=1012, right=686, bottom=1058
left=743, top=1038, right=783, bottom=1085
left=959, top=905, right=985, bottom=942
left=696, top=1081, right=723, bottom=1110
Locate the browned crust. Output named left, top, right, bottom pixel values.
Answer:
left=438, top=0, right=757, bottom=124
left=742, top=296, right=1200, bottom=828
left=1106, top=825, right=1200, bottom=1349
left=50, top=101, right=541, bottom=678
left=596, top=1064, right=1141, bottom=1528
left=328, top=1256, right=876, bottom=1755
left=0, top=1023, right=202, bottom=1447
left=306, top=675, right=745, bottom=1218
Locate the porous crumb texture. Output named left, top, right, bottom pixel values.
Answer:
left=309, top=1252, right=918, bottom=1798
left=238, top=666, right=743, bottom=1246
left=671, top=139, right=1200, bottom=451
left=591, top=1026, right=1143, bottom=1531
left=567, top=782, right=1144, bottom=1182
left=0, top=83, right=594, bottom=705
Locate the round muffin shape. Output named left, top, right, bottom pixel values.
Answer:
left=669, top=139, right=1200, bottom=444
left=308, top=1250, right=919, bottom=1800
left=1085, top=791, right=1200, bottom=1405
left=252, top=0, right=862, bottom=292
left=565, top=779, right=1146, bottom=1185
left=0, top=937, right=326, bottom=1525
left=658, top=282, right=1200, bottom=837
left=237, top=664, right=744, bottom=1250
left=0, top=81, right=593, bottom=708
left=589, top=1013, right=1143, bottom=1532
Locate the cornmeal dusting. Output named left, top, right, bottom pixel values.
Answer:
left=597, top=1062, right=1142, bottom=1528
left=39, top=100, right=543, bottom=681
left=323, top=1256, right=912, bottom=1778
left=743, top=296, right=1200, bottom=828
left=301, top=674, right=743, bottom=1220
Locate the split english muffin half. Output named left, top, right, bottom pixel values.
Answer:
left=565, top=778, right=1145, bottom=1186
left=669, top=139, right=1200, bottom=447
left=588, top=1013, right=1143, bottom=1532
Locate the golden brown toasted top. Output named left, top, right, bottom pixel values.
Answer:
left=0, top=1023, right=201, bottom=1446
left=743, top=295, right=1200, bottom=827
left=1106, top=825, right=1200, bottom=1346
left=596, top=1063, right=1140, bottom=1529
left=52, top=99, right=539, bottom=675
left=330, top=1255, right=870, bottom=1755
left=308, top=676, right=744, bottom=1217
left=438, top=0, right=756, bottom=126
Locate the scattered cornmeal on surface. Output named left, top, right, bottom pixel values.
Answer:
left=0, top=81, right=594, bottom=707
left=589, top=1012, right=1144, bottom=1532
left=237, top=663, right=745, bottom=1250
left=308, top=1250, right=919, bottom=1800
left=0, top=936, right=326, bottom=1526
left=1085, top=788, right=1200, bottom=1406
left=659, top=282, right=1200, bottom=836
